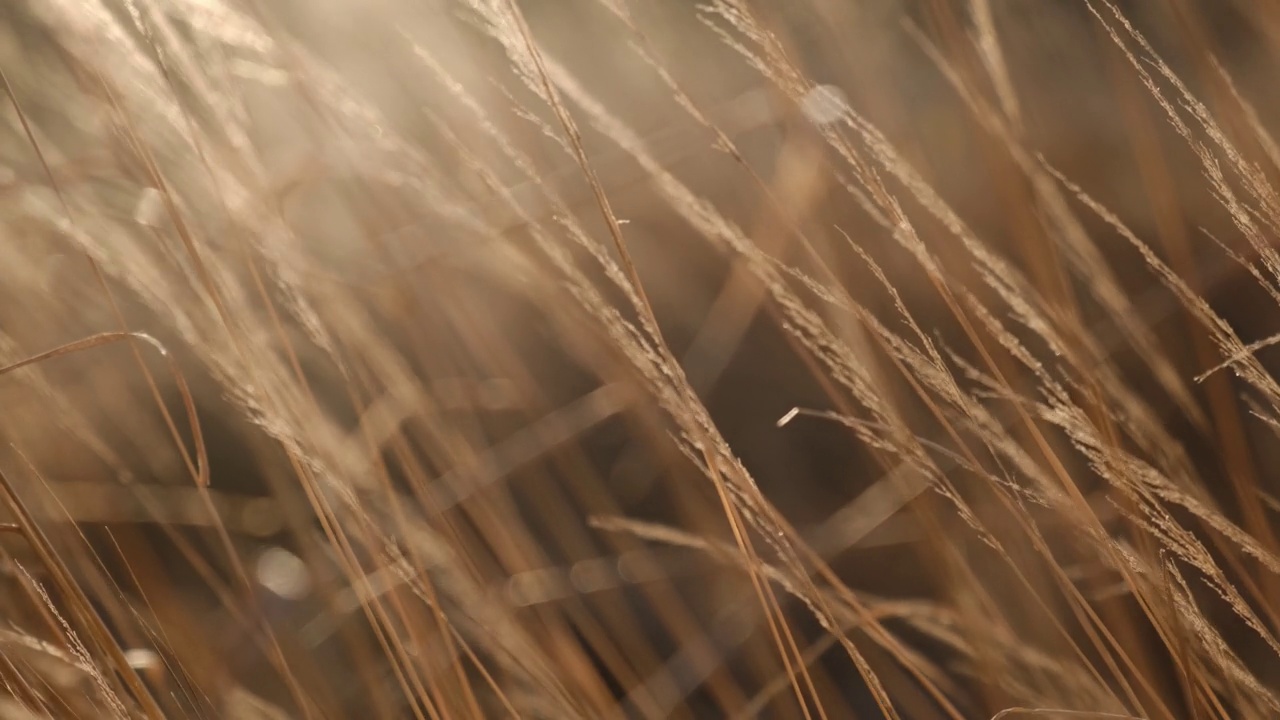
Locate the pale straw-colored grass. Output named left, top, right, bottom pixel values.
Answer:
left=1, top=1, right=1280, bottom=717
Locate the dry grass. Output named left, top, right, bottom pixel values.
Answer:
left=2, top=0, right=1280, bottom=717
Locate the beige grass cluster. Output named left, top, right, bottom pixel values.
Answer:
left=1, top=0, right=1279, bottom=718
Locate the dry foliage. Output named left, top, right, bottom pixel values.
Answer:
left=1, top=0, right=1280, bottom=717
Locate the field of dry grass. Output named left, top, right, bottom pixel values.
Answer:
left=3, top=0, right=1280, bottom=717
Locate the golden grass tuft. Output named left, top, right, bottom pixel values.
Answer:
left=3, top=0, right=1280, bottom=717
